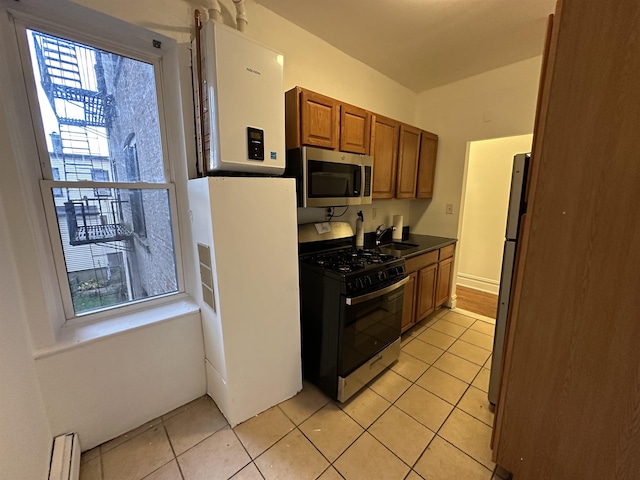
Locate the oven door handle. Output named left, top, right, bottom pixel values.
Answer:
left=345, top=275, right=409, bottom=306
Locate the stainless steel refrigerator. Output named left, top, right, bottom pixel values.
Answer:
left=488, top=153, right=530, bottom=405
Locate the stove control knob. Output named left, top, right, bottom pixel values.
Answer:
left=355, top=278, right=364, bottom=290
left=377, top=271, right=386, bottom=281
left=364, top=276, right=372, bottom=287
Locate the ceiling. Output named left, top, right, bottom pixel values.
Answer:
left=255, top=0, right=556, bottom=93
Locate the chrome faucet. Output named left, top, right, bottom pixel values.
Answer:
left=375, top=224, right=395, bottom=246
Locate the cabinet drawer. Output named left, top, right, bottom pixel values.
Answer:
left=405, top=250, right=438, bottom=273
left=439, top=244, right=455, bottom=260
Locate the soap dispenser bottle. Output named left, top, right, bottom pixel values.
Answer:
left=355, top=211, right=364, bottom=249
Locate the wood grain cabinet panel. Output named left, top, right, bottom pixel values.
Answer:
left=416, top=263, right=437, bottom=320
left=417, top=131, right=438, bottom=199
left=401, top=271, right=417, bottom=332
left=396, top=124, right=421, bottom=198
left=340, top=104, right=371, bottom=154
left=299, top=90, right=338, bottom=150
left=493, top=2, right=640, bottom=477
left=435, top=256, right=453, bottom=308
left=405, top=250, right=438, bottom=272
left=439, top=244, right=455, bottom=261
left=371, top=115, right=400, bottom=199
left=402, top=245, right=455, bottom=332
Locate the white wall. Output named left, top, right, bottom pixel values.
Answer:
left=0, top=180, right=52, bottom=479
left=457, top=134, right=533, bottom=294
left=247, top=1, right=417, bottom=124
left=410, top=56, right=542, bottom=239
left=34, top=313, right=205, bottom=449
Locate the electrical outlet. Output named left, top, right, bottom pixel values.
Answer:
left=446, top=203, right=454, bottom=214
left=372, top=207, right=377, bottom=219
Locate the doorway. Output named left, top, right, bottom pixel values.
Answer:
left=455, top=134, right=532, bottom=318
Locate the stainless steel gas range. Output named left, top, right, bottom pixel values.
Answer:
left=298, top=222, right=408, bottom=402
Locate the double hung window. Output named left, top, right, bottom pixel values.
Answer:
left=13, top=19, right=182, bottom=318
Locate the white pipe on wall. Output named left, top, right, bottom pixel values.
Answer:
left=203, top=0, right=222, bottom=23
left=232, top=0, right=248, bottom=31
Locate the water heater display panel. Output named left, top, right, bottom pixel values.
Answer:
left=247, top=127, right=264, bottom=161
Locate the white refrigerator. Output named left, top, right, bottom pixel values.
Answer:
left=188, top=176, right=302, bottom=426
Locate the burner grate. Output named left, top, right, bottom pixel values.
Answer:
left=303, top=248, right=397, bottom=275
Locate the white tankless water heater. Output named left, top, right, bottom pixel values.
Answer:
left=193, top=20, right=285, bottom=175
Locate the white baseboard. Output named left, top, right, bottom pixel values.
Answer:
left=49, top=433, right=80, bottom=480
left=447, top=293, right=457, bottom=309
left=456, top=273, right=500, bottom=296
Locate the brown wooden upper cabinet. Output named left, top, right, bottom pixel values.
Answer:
left=300, top=89, right=339, bottom=149
left=285, top=87, right=371, bottom=154
left=396, top=124, right=421, bottom=198
left=285, top=86, right=439, bottom=200
left=370, top=114, right=400, bottom=198
left=340, top=104, right=371, bottom=154
left=371, top=121, right=438, bottom=200
left=417, top=131, right=438, bottom=199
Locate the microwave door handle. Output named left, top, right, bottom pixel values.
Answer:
left=354, top=167, right=362, bottom=194
left=345, top=276, right=410, bottom=306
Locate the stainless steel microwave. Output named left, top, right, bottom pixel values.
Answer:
left=285, top=146, right=373, bottom=207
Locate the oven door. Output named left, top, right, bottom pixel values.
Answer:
left=340, top=276, right=409, bottom=377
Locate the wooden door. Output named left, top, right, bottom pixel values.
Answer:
left=340, top=104, right=371, bottom=154
left=416, top=264, right=437, bottom=321
left=396, top=124, right=421, bottom=198
left=494, top=1, right=640, bottom=477
left=435, top=257, right=453, bottom=307
left=370, top=115, right=399, bottom=198
left=401, top=271, right=417, bottom=332
left=300, top=90, right=338, bottom=149
left=417, top=131, right=438, bottom=199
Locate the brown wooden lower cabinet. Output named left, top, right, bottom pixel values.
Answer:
left=435, top=256, right=453, bottom=307
left=416, top=264, right=437, bottom=321
left=401, top=271, right=417, bottom=332
left=401, top=243, right=456, bottom=333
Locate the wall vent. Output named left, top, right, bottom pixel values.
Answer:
left=197, top=242, right=216, bottom=311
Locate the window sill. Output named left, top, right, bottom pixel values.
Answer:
left=33, top=294, right=200, bottom=360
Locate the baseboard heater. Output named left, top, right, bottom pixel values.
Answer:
left=49, top=433, right=80, bottom=480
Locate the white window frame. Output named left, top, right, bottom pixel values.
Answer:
left=5, top=1, right=190, bottom=325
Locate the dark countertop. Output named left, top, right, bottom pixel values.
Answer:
left=376, top=233, right=457, bottom=259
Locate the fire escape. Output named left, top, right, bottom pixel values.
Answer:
left=32, top=32, right=132, bottom=246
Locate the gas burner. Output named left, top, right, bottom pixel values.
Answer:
left=302, top=247, right=402, bottom=276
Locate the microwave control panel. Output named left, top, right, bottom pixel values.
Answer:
left=247, top=127, right=265, bottom=161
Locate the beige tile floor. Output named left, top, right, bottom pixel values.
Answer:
left=79, top=308, right=512, bottom=480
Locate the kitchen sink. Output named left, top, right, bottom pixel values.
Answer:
left=379, top=242, right=419, bottom=251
